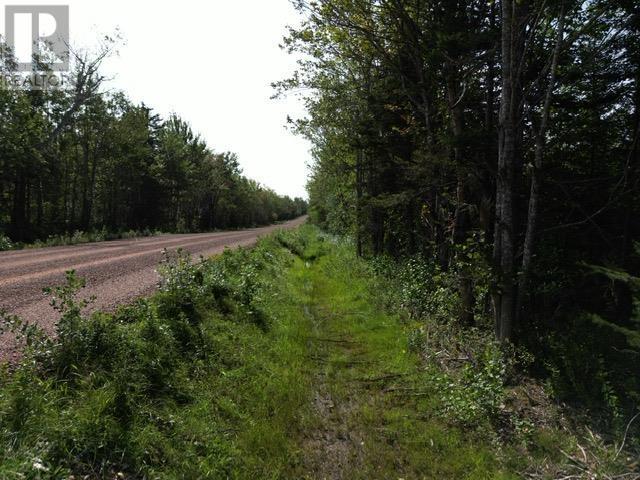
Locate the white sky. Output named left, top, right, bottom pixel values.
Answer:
left=2, top=0, right=311, bottom=199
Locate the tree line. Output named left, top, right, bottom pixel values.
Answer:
left=280, top=0, right=639, bottom=410
left=0, top=53, right=306, bottom=244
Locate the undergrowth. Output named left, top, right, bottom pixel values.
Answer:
left=371, top=248, right=640, bottom=479
left=0, top=229, right=308, bottom=478
left=0, top=227, right=162, bottom=251
left=0, top=225, right=637, bottom=479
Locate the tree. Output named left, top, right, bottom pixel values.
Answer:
left=280, top=0, right=638, bottom=352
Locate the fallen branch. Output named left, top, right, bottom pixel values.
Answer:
left=615, top=411, right=640, bottom=460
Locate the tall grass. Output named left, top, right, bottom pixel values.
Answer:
left=0, top=230, right=303, bottom=478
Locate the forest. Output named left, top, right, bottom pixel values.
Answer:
left=0, top=54, right=307, bottom=245
left=277, top=0, right=640, bottom=422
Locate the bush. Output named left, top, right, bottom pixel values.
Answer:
left=431, top=341, right=507, bottom=426
left=0, top=234, right=13, bottom=251
left=369, top=246, right=526, bottom=432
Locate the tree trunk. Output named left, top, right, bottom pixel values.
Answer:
left=493, top=0, right=522, bottom=342
left=70, top=144, right=79, bottom=231
left=356, top=149, right=364, bottom=257
left=36, top=179, right=43, bottom=230
left=10, top=174, right=27, bottom=241
left=517, top=7, right=565, bottom=324
left=446, top=66, right=475, bottom=326
left=80, top=129, right=91, bottom=231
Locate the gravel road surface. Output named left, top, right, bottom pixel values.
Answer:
left=0, top=217, right=306, bottom=361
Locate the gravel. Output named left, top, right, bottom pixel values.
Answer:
left=0, top=217, right=306, bottom=362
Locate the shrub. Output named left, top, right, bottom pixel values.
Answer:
left=0, top=234, right=13, bottom=251
left=432, top=342, right=507, bottom=426
left=371, top=254, right=458, bottom=321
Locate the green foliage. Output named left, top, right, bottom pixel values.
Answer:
left=431, top=343, right=507, bottom=426
left=366, top=242, right=510, bottom=427
left=374, top=257, right=639, bottom=477
left=535, top=255, right=640, bottom=429
left=372, top=233, right=491, bottom=326
left=13, top=227, right=161, bottom=250
left=0, top=234, right=12, bottom=251
left=274, top=228, right=308, bottom=257
left=0, top=230, right=297, bottom=477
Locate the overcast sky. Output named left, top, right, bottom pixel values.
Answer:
left=4, top=0, right=311, bottom=198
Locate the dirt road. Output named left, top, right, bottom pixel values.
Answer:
left=0, top=217, right=306, bottom=361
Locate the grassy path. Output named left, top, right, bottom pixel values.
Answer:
left=261, top=232, right=512, bottom=479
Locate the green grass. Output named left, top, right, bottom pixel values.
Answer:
left=0, top=224, right=632, bottom=478
left=0, top=227, right=312, bottom=478
left=278, top=229, right=513, bottom=479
